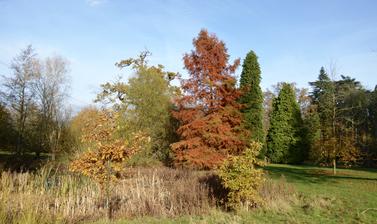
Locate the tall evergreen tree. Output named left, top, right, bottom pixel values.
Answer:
left=310, top=67, right=335, bottom=141
left=239, top=51, right=264, bottom=145
left=266, top=83, right=304, bottom=163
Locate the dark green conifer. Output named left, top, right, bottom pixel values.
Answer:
left=266, top=83, right=304, bottom=163
left=239, top=51, right=264, bottom=145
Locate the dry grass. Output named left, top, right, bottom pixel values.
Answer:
left=0, top=164, right=322, bottom=224
left=0, top=165, right=214, bottom=223
left=259, top=175, right=298, bottom=212
left=111, top=167, right=213, bottom=218
left=0, top=166, right=98, bottom=223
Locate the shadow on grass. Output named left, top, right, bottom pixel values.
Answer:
left=199, top=174, right=229, bottom=210
left=264, top=165, right=377, bottom=185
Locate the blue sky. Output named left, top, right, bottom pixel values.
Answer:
left=1, top=0, right=377, bottom=109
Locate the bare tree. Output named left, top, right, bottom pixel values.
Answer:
left=1, top=45, right=38, bottom=154
left=33, top=55, right=70, bottom=159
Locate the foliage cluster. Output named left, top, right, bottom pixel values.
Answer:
left=307, top=67, right=373, bottom=172
left=266, top=83, right=305, bottom=163
left=218, top=142, right=265, bottom=210
left=239, top=51, right=264, bottom=145
left=171, top=29, right=248, bottom=169
left=69, top=110, right=148, bottom=186
left=95, top=51, right=178, bottom=164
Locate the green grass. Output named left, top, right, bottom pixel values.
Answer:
left=262, top=164, right=377, bottom=223
left=88, top=164, right=377, bottom=224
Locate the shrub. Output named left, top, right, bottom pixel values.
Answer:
left=218, top=142, right=265, bottom=210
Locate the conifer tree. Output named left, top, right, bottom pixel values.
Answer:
left=309, top=68, right=362, bottom=174
left=303, top=105, right=321, bottom=161
left=171, top=30, right=248, bottom=169
left=239, top=51, right=264, bottom=145
left=266, top=83, right=304, bottom=163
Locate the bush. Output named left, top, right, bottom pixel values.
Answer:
left=218, top=142, right=265, bottom=210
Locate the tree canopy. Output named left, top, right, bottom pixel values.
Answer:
left=239, top=51, right=264, bottom=145
left=171, top=29, right=248, bottom=169
left=266, top=83, right=305, bottom=163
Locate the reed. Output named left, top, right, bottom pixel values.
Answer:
left=0, top=166, right=212, bottom=223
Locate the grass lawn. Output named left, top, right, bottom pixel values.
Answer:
left=261, top=164, right=377, bottom=223
left=89, top=164, right=377, bottom=224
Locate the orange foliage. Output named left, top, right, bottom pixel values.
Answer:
left=69, top=106, right=102, bottom=144
left=70, top=110, right=148, bottom=186
left=171, top=30, right=249, bottom=169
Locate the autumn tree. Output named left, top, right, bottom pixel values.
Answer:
left=309, top=67, right=362, bottom=174
left=96, top=51, right=178, bottom=163
left=336, top=76, right=369, bottom=149
left=69, top=106, right=102, bottom=150
left=171, top=29, right=248, bottom=169
left=70, top=109, right=146, bottom=185
left=239, top=51, right=264, bottom=145
left=70, top=109, right=148, bottom=218
left=266, top=83, right=305, bottom=163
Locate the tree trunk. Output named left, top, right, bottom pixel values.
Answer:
left=332, top=90, right=337, bottom=176
left=49, top=130, right=56, bottom=161
left=106, top=160, right=112, bottom=220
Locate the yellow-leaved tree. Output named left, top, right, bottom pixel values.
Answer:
left=218, top=142, right=265, bottom=210
left=69, top=109, right=148, bottom=218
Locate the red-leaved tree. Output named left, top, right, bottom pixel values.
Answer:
left=171, top=29, right=249, bottom=169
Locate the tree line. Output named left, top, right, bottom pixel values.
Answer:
left=263, top=67, right=377, bottom=173
left=0, top=45, right=74, bottom=162
left=1, top=30, right=376, bottom=174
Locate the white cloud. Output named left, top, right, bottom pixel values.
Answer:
left=86, top=0, right=106, bottom=7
